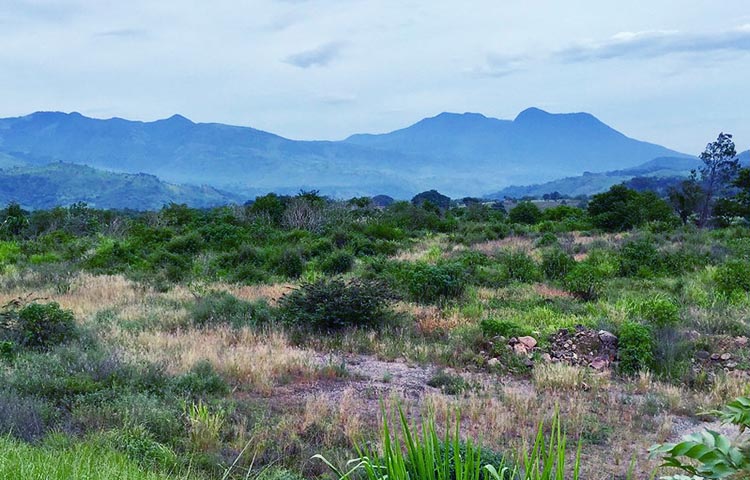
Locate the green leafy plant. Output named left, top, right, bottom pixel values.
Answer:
left=1, top=301, right=76, bottom=350
left=315, top=404, right=584, bottom=480
left=279, top=277, right=396, bottom=331
left=185, top=400, right=225, bottom=453
left=649, top=397, right=750, bottom=479
left=618, top=321, right=654, bottom=375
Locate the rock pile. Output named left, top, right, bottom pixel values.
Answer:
left=547, top=326, right=618, bottom=370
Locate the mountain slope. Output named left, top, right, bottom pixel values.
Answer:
left=345, top=108, right=688, bottom=181
left=486, top=156, right=698, bottom=199
left=0, top=163, right=242, bottom=210
left=0, top=109, right=690, bottom=198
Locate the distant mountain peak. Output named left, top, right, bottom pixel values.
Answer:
left=159, top=114, right=193, bottom=125
left=514, top=107, right=551, bottom=121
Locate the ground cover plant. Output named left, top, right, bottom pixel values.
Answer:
left=1, top=166, right=750, bottom=478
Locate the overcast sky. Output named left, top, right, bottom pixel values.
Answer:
left=1, top=0, right=748, bottom=153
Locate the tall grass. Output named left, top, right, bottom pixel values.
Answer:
left=0, top=435, right=187, bottom=480
left=315, top=404, right=584, bottom=480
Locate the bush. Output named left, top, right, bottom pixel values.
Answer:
left=279, top=278, right=395, bottom=331
left=629, top=296, right=680, bottom=327
left=618, top=321, right=654, bottom=375
left=173, top=360, right=229, bottom=396
left=715, top=260, right=750, bottom=296
left=191, top=291, right=272, bottom=328
left=400, top=262, right=466, bottom=303
left=480, top=318, right=530, bottom=339
left=2, top=302, right=77, bottom=350
left=535, top=232, right=558, bottom=247
left=320, top=250, right=355, bottom=275
left=619, top=239, right=662, bottom=277
left=270, top=248, right=305, bottom=278
left=426, top=371, right=471, bottom=395
left=541, top=249, right=576, bottom=280
left=563, top=263, right=605, bottom=300
left=495, top=251, right=541, bottom=284
left=509, top=202, right=542, bottom=225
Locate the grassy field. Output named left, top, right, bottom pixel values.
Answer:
left=1, top=189, right=749, bottom=479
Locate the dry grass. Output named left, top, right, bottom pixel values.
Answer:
left=398, top=302, right=469, bottom=334
left=128, top=327, right=316, bottom=395
left=471, top=236, right=535, bottom=255
left=532, top=363, right=600, bottom=392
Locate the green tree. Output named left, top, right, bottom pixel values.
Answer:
left=668, top=173, right=704, bottom=224
left=508, top=201, right=542, bottom=224
left=697, top=132, right=739, bottom=226
left=588, top=184, right=675, bottom=231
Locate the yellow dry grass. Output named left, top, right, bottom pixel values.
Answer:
left=128, top=327, right=316, bottom=395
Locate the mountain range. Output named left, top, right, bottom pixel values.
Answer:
left=0, top=108, right=695, bottom=207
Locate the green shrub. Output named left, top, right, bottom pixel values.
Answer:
left=191, top=291, right=272, bottom=328
left=173, top=360, right=229, bottom=396
left=563, top=263, right=605, bottom=300
left=270, top=248, right=305, bottom=279
left=629, top=296, right=680, bottom=327
left=619, top=239, right=662, bottom=277
left=0, top=340, right=15, bottom=361
left=320, top=250, right=355, bottom=275
left=3, top=302, right=77, bottom=350
left=618, top=321, right=654, bottom=375
left=715, top=260, right=750, bottom=296
left=279, top=278, right=395, bottom=331
left=401, top=262, right=466, bottom=303
left=535, top=232, right=558, bottom=247
left=427, top=371, right=471, bottom=395
left=495, top=251, right=541, bottom=284
left=480, top=318, right=530, bottom=339
left=112, top=424, right=178, bottom=470
left=509, top=202, right=542, bottom=225
left=541, top=249, right=576, bottom=280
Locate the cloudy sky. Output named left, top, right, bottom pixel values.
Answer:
left=1, top=0, right=748, bottom=153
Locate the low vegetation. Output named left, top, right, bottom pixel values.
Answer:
left=0, top=133, right=749, bottom=479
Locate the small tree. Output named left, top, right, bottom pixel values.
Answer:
left=698, top=132, right=739, bottom=226
left=508, top=201, right=542, bottom=225
left=668, top=173, right=704, bottom=224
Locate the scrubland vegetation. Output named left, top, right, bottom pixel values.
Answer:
left=1, top=138, right=749, bottom=479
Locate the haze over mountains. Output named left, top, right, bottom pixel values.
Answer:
left=0, top=108, right=705, bottom=209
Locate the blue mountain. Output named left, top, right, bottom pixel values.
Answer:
left=0, top=108, right=692, bottom=199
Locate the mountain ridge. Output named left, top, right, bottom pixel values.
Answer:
left=0, top=108, right=691, bottom=198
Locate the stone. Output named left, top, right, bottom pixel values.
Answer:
left=513, top=343, right=529, bottom=356
left=726, top=361, right=738, bottom=369
left=541, top=353, right=552, bottom=363
left=695, top=350, right=710, bottom=360
left=736, top=336, right=748, bottom=347
left=710, top=353, right=721, bottom=361
left=518, top=336, right=538, bottom=349
left=720, top=353, right=732, bottom=361
left=487, top=358, right=500, bottom=368
left=598, top=330, right=618, bottom=346
left=589, top=357, right=608, bottom=370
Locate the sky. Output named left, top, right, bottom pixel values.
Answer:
left=1, top=0, right=748, bottom=154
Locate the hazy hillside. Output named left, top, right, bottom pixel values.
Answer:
left=345, top=108, right=688, bottom=179
left=0, top=109, right=690, bottom=198
left=0, top=163, right=242, bottom=210
left=487, top=156, right=697, bottom=198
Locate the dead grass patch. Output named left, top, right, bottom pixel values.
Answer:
left=129, top=327, right=316, bottom=395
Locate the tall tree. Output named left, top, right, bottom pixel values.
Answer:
left=698, top=132, right=739, bottom=226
